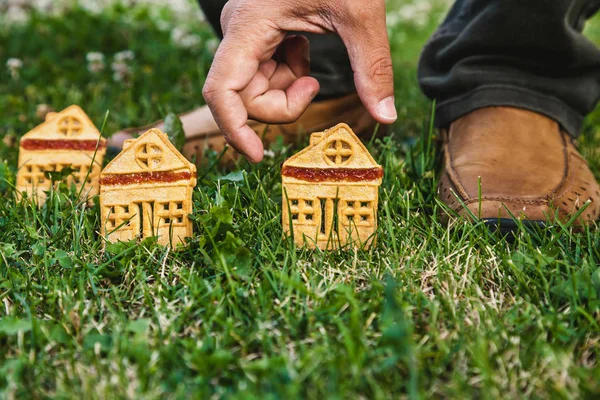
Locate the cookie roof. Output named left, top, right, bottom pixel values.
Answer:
left=283, top=123, right=380, bottom=170
left=20, top=105, right=102, bottom=142
left=101, top=128, right=195, bottom=176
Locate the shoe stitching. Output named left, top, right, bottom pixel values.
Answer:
left=442, top=130, right=470, bottom=201
left=463, top=198, right=548, bottom=206
left=440, top=132, right=578, bottom=222
left=544, top=130, right=571, bottom=199
left=437, top=172, right=572, bottom=221
left=460, top=198, right=570, bottom=221
left=549, top=141, right=600, bottom=219
left=547, top=135, right=600, bottom=220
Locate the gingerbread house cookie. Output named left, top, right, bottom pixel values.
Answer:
left=100, top=129, right=197, bottom=247
left=16, top=105, right=106, bottom=203
left=282, top=123, right=383, bottom=250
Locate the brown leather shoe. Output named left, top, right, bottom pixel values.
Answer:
left=438, top=107, right=600, bottom=227
left=182, top=92, right=378, bottom=164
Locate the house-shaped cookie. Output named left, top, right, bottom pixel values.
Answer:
left=100, top=129, right=196, bottom=247
left=282, top=123, right=383, bottom=250
left=16, top=105, right=106, bottom=203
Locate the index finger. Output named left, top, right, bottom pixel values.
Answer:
left=202, top=34, right=269, bottom=163
left=203, top=18, right=322, bottom=164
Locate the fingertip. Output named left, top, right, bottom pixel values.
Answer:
left=283, top=76, right=320, bottom=119
left=299, top=76, right=320, bottom=102
left=376, top=96, right=397, bottom=123
left=355, top=85, right=397, bottom=125
left=246, top=151, right=264, bottom=164
left=243, top=135, right=265, bottom=163
left=228, top=124, right=265, bottom=164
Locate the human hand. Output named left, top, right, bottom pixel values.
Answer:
left=202, top=0, right=395, bottom=163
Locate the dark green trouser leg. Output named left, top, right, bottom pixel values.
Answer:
left=419, top=0, right=600, bottom=136
left=197, top=0, right=356, bottom=101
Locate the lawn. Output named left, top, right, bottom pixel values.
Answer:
left=1, top=1, right=600, bottom=398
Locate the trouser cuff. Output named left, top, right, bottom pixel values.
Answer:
left=435, top=85, right=584, bottom=137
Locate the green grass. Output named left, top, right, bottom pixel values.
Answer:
left=1, top=4, right=600, bottom=399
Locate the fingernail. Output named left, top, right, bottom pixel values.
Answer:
left=377, top=96, right=397, bottom=122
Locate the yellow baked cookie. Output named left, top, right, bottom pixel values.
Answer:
left=282, top=123, right=383, bottom=250
left=100, top=129, right=196, bottom=247
left=16, top=105, right=106, bottom=204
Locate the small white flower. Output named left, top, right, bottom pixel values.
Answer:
left=112, top=71, right=124, bottom=82
left=1, top=0, right=206, bottom=28
left=111, top=60, right=128, bottom=73
left=180, top=34, right=202, bottom=49
left=86, top=52, right=105, bottom=73
left=156, top=20, right=171, bottom=32
left=114, top=50, right=135, bottom=62
left=79, top=0, right=103, bottom=15
left=171, top=27, right=202, bottom=49
left=88, top=62, right=105, bottom=73
left=6, top=58, right=23, bottom=79
left=7, top=58, right=23, bottom=70
left=5, top=6, right=29, bottom=25
left=171, top=27, right=187, bottom=44
left=206, top=38, right=219, bottom=54
left=111, top=51, right=135, bottom=83
left=111, top=60, right=131, bottom=83
left=386, top=0, right=446, bottom=29
left=86, top=52, right=104, bottom=63
left=31, top=0, right=54, bottom=13
left=263, top=149, right=275, bottom=158
left=36, top=104, right=53, bottom=120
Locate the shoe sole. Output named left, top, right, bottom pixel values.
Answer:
left=482, top=218, right=547, bottom=236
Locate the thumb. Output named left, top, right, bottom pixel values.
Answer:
left=336, top=2, right=396, bottom=124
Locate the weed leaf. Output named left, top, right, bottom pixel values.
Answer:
left=0, top=317, right=32, bottom=335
